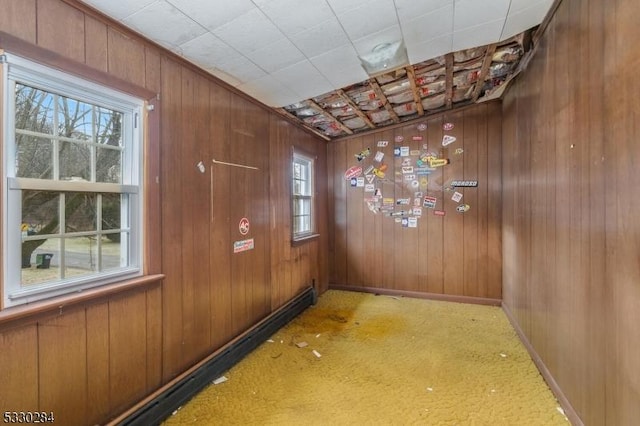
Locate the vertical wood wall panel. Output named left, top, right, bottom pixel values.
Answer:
left=38, top=309, right=88, bottom=426
left=0, top=0, right=36, bottom=43
left=502, top=0, right=640, bottom=424
left=86, top=303, right=111, bottom=425
left=36, top=0, right=85, bottom=63
left=330, top=103, right=502, bottom=299
left=0, top=326, right=38, bottom=411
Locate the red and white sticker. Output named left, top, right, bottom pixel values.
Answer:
left=434, top=210, right=446, bottom=216
left=443, top=122, right=454, bottom=131
left=344, top=165, right=362, bottom=180
left=239, top=217, right=250, bottom=235
left=395, top=135, right=404, bottom=143
left=451, top=191, right=463, bottom=203
left=417, top=123, right=428, bottom=131
left=412, top=135, right=423, bottom=141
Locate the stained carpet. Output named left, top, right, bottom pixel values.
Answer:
left=162, top=290, right=569, bottom=425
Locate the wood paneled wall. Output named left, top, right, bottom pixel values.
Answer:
left=502, top=0, right=640, bottom=424
left=328, top=103, right=502, bottom=300
left=0, top=0, right=328, bottom=424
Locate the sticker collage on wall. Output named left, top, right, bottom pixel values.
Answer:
left=344, top=121, right=476, bottom=228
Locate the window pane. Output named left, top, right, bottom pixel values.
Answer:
left=15, top=84, right=55, bottom=134
left=59, top=141, right=91, bottom=181
left=58, top=97, right=92, bottom=140
left=96, top=107, right=123, bottom=147
left=65, top=193, right=97, bottom=233
left=102, top=193, right=121, bottom=230
left=96, top=147, right=121, bottom=183
left=102, top=233, right=127, bottom=270
left=293, top=162, right=300, bottom=179
left=22, top=190, right=60, bottom=234
left=21, top=238, right=60, bottom=286
left=64, top=235, right=98, bottom=278
left=16, top=135, right=53, bottom=179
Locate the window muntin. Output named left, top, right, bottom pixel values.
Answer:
left=3, top=53, right=143, bottom=308
left=292, top=152, right=314, bottom=240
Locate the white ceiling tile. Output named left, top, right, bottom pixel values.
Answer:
left=408, top=34, right=452, bottom=64
left=254, top=0, right=335, bottom=36
left=208, top=68, right=243, bottom=87
left=81, top=0, right=156, bottom=20
left=336, top=0, right=399, bottom=41
left=453, top=0, right=510, bottom=31
left=507, top=0, right=548, bottom=15
left=452, top=19, right=504, bottom=51
left=502, top=0, right=553, bottom=40
left=402, top=5, right=454, bottom=49
left=290, top=18, right=351, bottom=58
left=246, top=38, right=306, bottom=73
left=271, top=61, right=334, bottom=100
left=352, top=25, right=404, bottom=56
left=212, top=8, right=284, bottom=54
left=214, top=55, right=267, bottom=84
left=310, top=44, right=369, bottom=87
left=394, top=0, right=453, bottom=22
left=122, top=1, right=207, bottom=49
left=326, top=0, right=372, bottom=15
left=179, top=32, right=241, bottom=68
left=238, top=75, right=300, bottom=107
left=166, top=0, right=255, bottom=31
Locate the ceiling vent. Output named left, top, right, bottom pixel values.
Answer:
left=359, top=40, right=410, bottom=76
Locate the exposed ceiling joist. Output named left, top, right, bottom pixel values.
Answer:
left=445, top=53, right=454, bottom=110
left=368, top=78, right=400, bottom=123
left=471, top=44, right=498, bottom=102
left=336, top=89, right=376, bottom=129
left=405, top=65, right=425, bottom=116
left=307, top=99, right=354, bottom=135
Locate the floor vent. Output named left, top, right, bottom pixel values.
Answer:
left=120, top=286, right=315, bottom=426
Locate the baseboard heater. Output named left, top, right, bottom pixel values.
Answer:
left=119, top=286, right=316, bottom=426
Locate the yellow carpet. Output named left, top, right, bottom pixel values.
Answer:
left=163, top=290, right=569, bottom=425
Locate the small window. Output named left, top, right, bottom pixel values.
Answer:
left=292, top=151, right=315, bottom=241
left=2, top=53, right=144, bottom=308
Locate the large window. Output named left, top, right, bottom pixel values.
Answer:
left=292, top=151, right=315, bottom=240
left=2, top=53, right=144, bottom=308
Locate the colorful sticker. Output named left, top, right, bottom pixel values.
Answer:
left=355, top=147, right=371, bottom=161
left=373, top=168, right=386, bottom=179
left=412, top=135, right=423, bottom=141
left=451, top=180, right=478, bottom=187
left=428, top=158, right=450, bottom=168
left=402, top=218, right=409, bottom=227
left=404, top=174, right=416, bottom=181
left=366, top=174, right=375, bottom=183
left=400, top=146, right=410, bottom=157
left=383, top=198, right=395, bottom=205
left=454, top=148, right=464, bottom=155
left=443, top=122, right=454, bottom=131
left=456, top=204, right=470, bottom=213
left=395, top=135, right=404, bottom=143
left=239, top=217, right=250, bottom=236
left=344, top=166, right=362, bottom=180
left=364, top=165, right=375, bottom=175
left=394, top=147, right=401, bottom=157
left=420, top=177, right=429, bottom=188
left=402, top=158, right=412, bottom=166
left=402, top=166, right=414, bottom=174
left=417, top=123, right=428, bottom=131
left=233, top=238, right=254, bottom=253
left=374, top=151, right=385, bottom=162
left=411, top=180, right=420, bottom=188
left=442, top=135, right=457, bottom=146
left=410, top=149, right=421, bottom=156
left=413, top=207, right=423, bottom=216
left=377, top=140, right=389, bottom=147
left=379, top=163, right=388, bottom=172
left=452, top=191, right=463, bottom=202
left=350, top=177, right=358, bottom=187
left=408, top=217, right=418, bottom=228
left=396, top=198, right=410, bottom=205
left=434, top=210, right=446, bottom=216
left=414, top=192, right=424, bottom=198
left=364, top=184, right=375, bottom=192
left=423, top=196, right=437, bottom=208
left=395, top=218, right=402, bottom=223
left=357, top=177, right=365, bottom=187
left=413, top=198, right=421, bottom=207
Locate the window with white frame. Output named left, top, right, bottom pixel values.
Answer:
left=2, top=53, right=144, bottom=308
left=292, top=151, right=315, bottom=240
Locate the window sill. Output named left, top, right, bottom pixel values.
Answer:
left=0, top=274, right=164, bottom=328
left=291, top=233, right=320, bottom=247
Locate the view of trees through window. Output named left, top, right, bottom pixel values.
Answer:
left=16, top=83, right=128, bottom=286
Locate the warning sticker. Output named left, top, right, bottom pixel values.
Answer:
left=233, top=238, right=254, bottom=253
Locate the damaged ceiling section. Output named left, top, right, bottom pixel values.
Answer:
left=279, top=29, right=533, bottom=140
